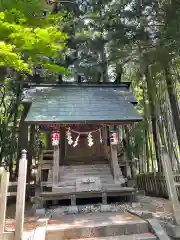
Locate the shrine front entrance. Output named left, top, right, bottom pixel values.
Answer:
left=64, top=125, right=107, bottom=165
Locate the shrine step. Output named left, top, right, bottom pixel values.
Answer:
left=68, top=233, right=157, bottom=240
left=65, top=159, right=109, bottom=165
left=60, top=170, right=112, bottom=177
left=61, top=168, right=112, bottom=173
left=46, top=212, right=153, bottom=240
left=48, top=164, right=115, bottom=184
left=61, top=172, right=112, bottom=176
left=62, top=164, right=112, bottom=170
left=50, top=180, right=115, bottom=187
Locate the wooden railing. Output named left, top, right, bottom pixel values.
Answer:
left=0, top=150, right=27, bottom=240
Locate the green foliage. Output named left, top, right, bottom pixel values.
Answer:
left=0, top=41, right=30, bottom=73
left=0, top=2, right=68, bottom=79
left=1, top=0, right=180, bottom=176
left=0, top=0, right=47, bottom=25
left=0, top=0, right=69, bottom=169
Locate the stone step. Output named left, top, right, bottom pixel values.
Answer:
left=61, top=171, right=112, bottom=177
left=43, top=154, right=53, bottom=157
left=48, top=172, right=113, bottom=179
left=60, top=175, right=112, bottom=180
left=58, top=179, right=114, bottom=185
left=48, top=179, right=115, bottom=187
left=66, top=162, right=109, bottom=165
left=68, top=233, right=157, bottom=240
left=62, top=164, right=111, bottom=170
left=62, top=168, right=112, bottom=173
left=46, top=212, right=149, bottom=240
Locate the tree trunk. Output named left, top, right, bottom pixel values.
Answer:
left=142, top=84, right=150, bottom=172
left=144, top=66, right=162, bottom=171
left=27, top=124, right=35, bottom=182
left=124, top=126, right=135, bottom=177
left=164, top=65, right=180, bottom=150
left=16, top=103, right=30, bottom=177
left=100, top=47, right=108, bottom=82
left=9, top=84, right=21, bottom=180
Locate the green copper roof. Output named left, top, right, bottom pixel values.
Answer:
left=25, top=86, right=142, bottom=123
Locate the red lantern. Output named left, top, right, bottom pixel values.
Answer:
left=110, top=131, right=118, bottom=145
left=52, top=131, right=60, bottom=146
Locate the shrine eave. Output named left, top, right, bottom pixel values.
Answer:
left=26, top=119, right=142, bottom=125
left=24, top=86, right=142, bottom=123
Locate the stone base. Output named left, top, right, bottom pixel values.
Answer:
left=100, top=204, right=112, bottom=212
left=68, top=206, right=78, bottom=214
left=128, top=209, right=153, bottom=219
left=35, top=208, right=46, bottom=217
left=37, top=218, right=49, bottom=227
left=165, top=222, right=180, bottom=238
left=51, top=207, right=67, bottom=218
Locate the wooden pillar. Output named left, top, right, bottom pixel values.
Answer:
left=47, top=132, right=53, bottom=150
left=110, top=144, right=125, bottom=185
left=102, top=126, right=109, bottom=160
left=27, top=124, right=35, bottom=181
left=53, top=146, right=59, bottom=186
left=124, top=152, right=131, bottom=178
left=15, top=150, right=27, bottom=240
left=60, top=127, right=65, bottom=165
left=0, top=168, right=9, bottom=235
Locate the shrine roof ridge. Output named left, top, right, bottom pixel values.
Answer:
left=24, top=82, right=131, bottom=88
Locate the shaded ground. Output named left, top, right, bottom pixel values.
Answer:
left=136, top=196, right=173, bottom=222
left=5, top=201, right=37, bottom=232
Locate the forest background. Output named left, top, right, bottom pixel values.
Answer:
left=0, top=0, right=180, bottom=180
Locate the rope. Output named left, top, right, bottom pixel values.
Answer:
left=65, top=127, right=102, bottom=135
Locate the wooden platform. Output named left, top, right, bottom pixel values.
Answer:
left=35, top=149, right=135, bottom=208
left=40, top=186, right=137, bottom=205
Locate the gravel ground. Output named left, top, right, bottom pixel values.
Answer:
left=136, top=196, right=173, bottom=222
left=5, top=195, right=174, bottom=231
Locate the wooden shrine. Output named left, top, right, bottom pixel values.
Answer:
left=23, top=82, right=142, bottom=207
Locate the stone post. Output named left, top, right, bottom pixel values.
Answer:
left=0, top=168, right=9, bottom=236
left=15, top=149, right=27, bottom=240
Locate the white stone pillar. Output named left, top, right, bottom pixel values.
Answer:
left=15, top=149, right=27, bottom=240
left=0, top=168, right=9, bottom=235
